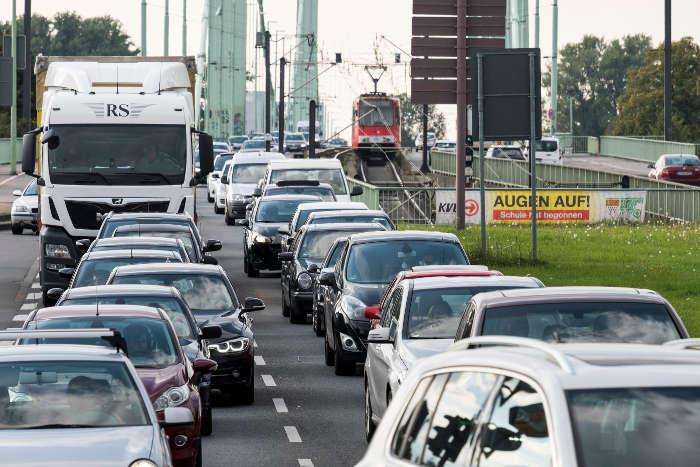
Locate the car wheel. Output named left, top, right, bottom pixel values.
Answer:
left=243, top=254, right=249, bottom=273
left=246, top=259, right=259, bottom=278
left=201, top=397, right=213, bottom=436
left=334, top=341, right=354, bottom=376
left=214, top=204, right=224, bottom=214
left=289, top=302, right=306, bottom=324
left=281, top=292, right=290, bottom=317
left=196, top=438, right=203, bottom=467
left=313, top=309, right=324, bottom=337
left=11, top=224, right=22, bottom=235
left=239, top=367, right=255, bottom=405
left=207, top=192, right=214, bottom=203
left=324, top=334, right=334, bottom=366
left=364, top=383, right=376, bottom=442
left=224, top=209, right=235, bottom=225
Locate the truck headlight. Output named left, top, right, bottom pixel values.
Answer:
left=45, top=244, right=71, bottom=258
left=297, top=272, right=313, bottom=290
left=208, top=337, right=250, bottom=354
left=153, top=384, right=190, bottom=411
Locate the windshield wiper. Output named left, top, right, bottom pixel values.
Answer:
left=136, top=173, right=171, bottom=184
left=57, top=171, right=111, bottom=185
left=26, top=423, right=99, bottom=429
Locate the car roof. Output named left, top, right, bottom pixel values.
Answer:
left=410, top=275, right=543, bottom=291
left=296, top=202, right=368, bottom=211
left=411, top=340, right=700, bottom=390
left=94, top=237, right=180, bottom=247
left=32, top=304, right=164, bottom=320
left=471, top=286, right=663, bottom=308
left=308, top=209, right=388, bottom=219
left=347, top=229, right=460, bottom=244
left=63, top=284, right=179, bottom=299
left=232, top=152, right=285, bottom=163
left=114, top=223, right=192, bottom=233
left=298, top=222, right=386, bottom=233
left=259, top=194, right=322, bottom=202
left=106, top=213, right=193, bottom=221
left=0, top=344, right=131, bottom=362
left=112, top=262, right=223, bottom=276
left=82, top=249, right=181, bottom=260
left=269, top=159, right=342, bottom=168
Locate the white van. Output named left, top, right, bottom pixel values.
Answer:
left=261, top=159, right=362, bottom=202
left=534, top=136, right=562, bottom=164
left=223, top=152, right=286, bottom=223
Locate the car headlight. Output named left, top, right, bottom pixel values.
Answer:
left=340, top=295, right=367, bottom=319
left=253, top=233, right=272, bottom=244
left=130, top=460, right=157, bottom=467
left=208, top=337, right=250, bottom=354
left=153, top=384, right=190, bottom=411
left=45, top=243, right=71, bottom=258
left=300, top=143, right=307, bottom=148
left=231, top=194, right=245, bottom=201
left=12, top=204, right=29, bottom=213
left=297, top=272, right=313, bottom=290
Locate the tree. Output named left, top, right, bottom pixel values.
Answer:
left=0, top=12, right=138, bottom=136
left=542, top=34, right=651, bottom=135
left=610, top=37, right=700, bottom=142
left=398, top=93, right=446, bottom=147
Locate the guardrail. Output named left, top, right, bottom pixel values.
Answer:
left=0, top=138, right=20, bottom=165
left=599, top=136, right=698, bottom=163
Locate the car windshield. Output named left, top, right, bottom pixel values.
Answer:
left=214, top=154, right=234, bottom=171
left=435, top=142, right=455, bottom=148
left=242, top=140, right=266, bottom=150
left=29, top=317, right=179, bottom=368
left=310, top=215, right=391, bottom=229
left=61, top=296, right=194, bottom=340
left=110, top=273, right=238, bottom=312
left=266, top=186, right=336, bottom=201
left=535, top=140, right=558, bottom=152
left=359, top=98, right=395, bottom=126
left=345, top=240, right=466, bottom=284
left=94, top=243, right=182, bottom=259
left=481, top=302, right=680, bottom=344
left=48, top=124, right=187, bottom=185
left=299, top=229, right=377, bottom=260
left=408, top=286, right=529, bottom=339
left=100, top=219, right=192, bottom=238
left=665, top=156, right=700, bottom=166
left=568, top=387, right=700, bottom=467
left=23, top=180, right=38, bottom=196
left=0, top=360, right=150, bottom=429
left=492, top=147, right=525, bottom=160
left=270, top=168, right=347, bottom=194
left=286, top=134, right=305, bottom=142
left=112, top=230, right=197, bottom=260
left=228, top=136, right=248, bottom=144
left=231, top=163, right=268, bottom=184
left=73, top=257, right=178, bottom=288
left=256, top=199, right=312, bottom=223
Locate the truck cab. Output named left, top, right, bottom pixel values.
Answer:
left=21, top=57, right=214, bottom=304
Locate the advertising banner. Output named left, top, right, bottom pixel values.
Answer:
left=435, top=190, right=646, bottom=225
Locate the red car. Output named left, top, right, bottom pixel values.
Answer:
left=21, top=304, right=217, bottom=467
left=649, top=154, right=700, bottom=186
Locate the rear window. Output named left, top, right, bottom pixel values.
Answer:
left=73, top=256, right=179, bottom=288
left=481, top=301, right=681, bottom=344
left=310, top=215, right=392, bottom=230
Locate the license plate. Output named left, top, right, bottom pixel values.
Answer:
left=369, top=136, right=385, bottom=143
left=677, top=171, right=692, bottom=176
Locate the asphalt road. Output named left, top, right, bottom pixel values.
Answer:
left=0, top=188, right=366, bottom=467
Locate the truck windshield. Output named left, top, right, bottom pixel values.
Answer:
left=48, top=125, right=187, bottom=185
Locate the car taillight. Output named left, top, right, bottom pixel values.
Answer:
left=661, top=168, right=671, bottom=177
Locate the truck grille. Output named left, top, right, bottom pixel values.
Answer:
left=65, top=200, right=170, bottom=230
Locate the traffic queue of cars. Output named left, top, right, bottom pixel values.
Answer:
left=203, top=151, right=700, bottom=466
left=2, top=208, right=266, bottom=467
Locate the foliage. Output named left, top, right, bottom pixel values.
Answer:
left=401, top=223, right=700, bottom=335
left=610, top=37, right=700, bottom=142
left=542, top=34, right=651, bottom=135
left=397, top=93, right=446, bottom=147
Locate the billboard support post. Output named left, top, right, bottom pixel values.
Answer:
left=529, top=52, right=538, bottom=261
left=477, top=53, right=486, bottom=256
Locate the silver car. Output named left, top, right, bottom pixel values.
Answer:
left=11, top=179, right=38, bottom=235
left=0, top=329, right=188, bottom=467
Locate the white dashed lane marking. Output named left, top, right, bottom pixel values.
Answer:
left=25, top=292, right=41, bottom=301
left=284, top=426, right=302, bottom=443
left=254, top=355, right=266, bottom=366
left=298, top=459, right=314, bottom=467
left=30, top=283, right=40, bottom=290
left=12, top=315, right=28, bottom=322
left=261, top=374, right=276, bottom=387
left=272, top=398, right=288, bottom=413
left=20, top=303, right=36, bottom=311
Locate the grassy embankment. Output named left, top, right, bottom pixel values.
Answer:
left=400, top=223, right=700, bottom=335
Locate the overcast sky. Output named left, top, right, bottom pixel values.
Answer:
left=2, top=0, right=698, bottom=139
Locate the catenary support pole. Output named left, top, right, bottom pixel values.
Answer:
left=309, top=100, right=316, bottom=158
left=22, top=0, right=31, bottom=120
left=550, top=0, right=558, bottom=134
left=10, top=0, right=17, bottom=175
left=264, top=30, right=271, bottom=152
left=278, top=57, right=286, bottom=154
left=664, top=0, right=672, bottom=140
left=534, top=0, right=539, bottom=48
left=182, top=0, right=187, bottom=55
left=456, top=0, right=467, bottom=230
left=164, top=0, right=169, bottom=56
left=141, top=0, right=147, bottom=55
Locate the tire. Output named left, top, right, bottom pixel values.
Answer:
left=11, top=224, right=22, bottom=235
left=243, top=254, right=249, bottom=274
left=214, top=204, right=224, bottom=214
left=281, top=292, right=290, bottom=317
left=324, top=335, right=334, bottom=366
left=289, top=302, right=306, bottom=324
left=201, top=395, right=213, bottom=436
left=246, top=258, right=259, bottom=278
left=312, top=309, right=324, bottom=337
left=224, top=209, right=235, bottom=225
left=207, top=192, right=214, bottom=203
left=334, top=335, right=355, bottom=376
left=364, top=383, right=376, bottom=442
left=196, top=439, right=203, bottom=467
left=240, top=367, right=255, bottom=405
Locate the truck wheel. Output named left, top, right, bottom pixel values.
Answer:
left=11, top=224, right=22, bottom=235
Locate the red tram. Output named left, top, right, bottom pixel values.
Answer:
left=351, top=93, right=401, bottom=162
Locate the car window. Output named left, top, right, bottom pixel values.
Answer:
left=392, top=373, right=448, bottom=462
left=385, top=287, right=403, bottom=335
left=73, top=256, right=179, bottom=288
left=535, top=140, right=558, bottom=152
left=456, top=301, right=477, bottom=339
left=325, top=240, right=346, bottom=268
left=0, top=360, right=150, bottom=429
left=480, top=301, right=681, bottom=344
left=312, top=215, right=392, bottom=229
left=270, top=169, right=347, bottom=194
left=112, top=230, right=197, bottom=260
left=213, top=154, right=233, bottom=171
left=231, top=163, right=268, bottom=183
left=23, top=180, right=38, bottom=196
left=474, top=377, right=552, bottom=466
left=422, top=371, right=499, bottom=466
left=256, top=199, right=313, bottom=223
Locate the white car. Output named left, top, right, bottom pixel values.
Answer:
left=261, top=159, right=362, bottom=203
left=0, top=329, right=185, bottom=466
left=431, top=139, right=456, bottom=153
left=527, top=136, right=562, bottom=164
left=224, top=152, right=286, bottom=225
left=11, top=178, right=38, bottom=234
left=415, top=132, right=436, bottom=149
left=358, top=336, right=700, bottom=466
left=364, top=273, right=543, bottom=440
left=214, top=159, right=233, bottom=214
left=227, top=134, right=249, bottom=152
left=207, top=153, right=235, bottom=203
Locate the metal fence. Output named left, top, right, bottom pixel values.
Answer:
left=555, top=133, right=589, bottom=154
left=599, top=136, right=699, bottom=162
left=0, top=138, right=20, bottom=165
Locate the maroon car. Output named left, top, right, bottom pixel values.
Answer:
left=21, top=304, right=217, bottom=467
left=649, top=154, right=700, bottom=186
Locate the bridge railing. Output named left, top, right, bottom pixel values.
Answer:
left=0, top=138, right=21, bottom=165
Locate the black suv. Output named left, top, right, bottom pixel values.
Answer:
left=279, top=223, right=386, bottom=324
left=318, top=231, right=468, bottom=375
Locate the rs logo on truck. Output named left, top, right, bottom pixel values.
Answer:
left=106, top=104, right=130, bottom=117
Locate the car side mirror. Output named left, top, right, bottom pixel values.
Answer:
left=199, top=325, right=222, bottom=340
left=240, top=219, right=249, bottom=227
left=246, top=203, right=253, bottom=211
left=58, top=267, right=75, bottom=279
left=75, top=238, right=91, bottom=254
left=163, top=406, right=195, bottom=426
left=46, top=287, right=64, bottom=301
left=202, top=255, right=218, bottom=265
left=364, top=305, right=380, bottom=320
left=318, top=269, right=337, bottom=288
left=203, top=239, right=222, bottom=252
left=308, top=264, right=320, bottom=274
left=242, top=296, right=265, bottom=313
left=367, top=327, right=393, bottom=344
left=220, top=175, right=229, bottom=184
left=278, top=226, right=290, bottom=235
left=12, top=189, right=22, bottom=197
left=211, top=173, right=220, bottom=179
left=278, top=251, right=294, bottom=262
left=192, top=357, right=218, bottom=374
left=253, top=188, right=262, bottom=197
left=22, top=129, right=41, bottom=176
left=350, top=185, right=364, bottom=197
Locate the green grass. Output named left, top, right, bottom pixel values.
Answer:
left=400, top=223, right=700, bottom=335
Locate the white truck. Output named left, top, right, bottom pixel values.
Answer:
left=21, top=56, right=214, bottom=304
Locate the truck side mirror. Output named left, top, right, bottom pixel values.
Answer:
left=22, top=129, right=41, bottom=176
left=198, top=132, right=214, bottom=176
